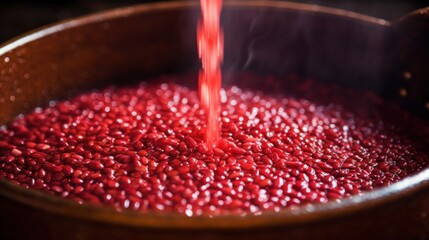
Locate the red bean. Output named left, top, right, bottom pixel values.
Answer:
left=51, top=185, right=63, bottom=193
left=118, top=176, right=131, bottom=185
left=231, top=148, right=246, bottom=155
left=63, top=165, right=74, bottom=175
left=240, top=163, right=254, bottom=172
left=185, top=137, right=197, bottom=148
left=11, top=149, right=22, bottom=157
left=317, top=161, right=333, bottom=172
left=196, top=143, right=208, bottom=154
left=229, top=172, right=243, bottom=179
left=177, top=166, right=190, bottom=174
left=106, top=180, right=119, bottom=188
left=71, top=177, right=83, bottom=185
left=217, top=138, right=230, bottom=151
left=258, top=179, right=272, bottom=188
left=88, top=161, right=104, bottom=170
left=212, top=147, right=224, bottom=156
left=178, top=142, right=188, bottom=152
left=36, top=144, right=51, bottom=150
left=285, top=161, right=302, bottom=168
left=0, top=75, right=426, bottom=217
left=38, top=169, right=46, bottom=179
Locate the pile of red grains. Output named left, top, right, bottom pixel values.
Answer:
left=0, top=75, right=428, bottom=216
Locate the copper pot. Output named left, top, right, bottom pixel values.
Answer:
left=0, top=1, right=428, bottom=239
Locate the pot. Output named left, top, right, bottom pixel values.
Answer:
left=0, top=1, right=428, bottom=239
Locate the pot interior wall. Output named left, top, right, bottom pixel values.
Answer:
left=0, top=4, right=422, bottom=125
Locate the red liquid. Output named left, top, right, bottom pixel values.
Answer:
left=0, top=75, right=427, bottom=216
left=198, top=0, right=223, bottom=148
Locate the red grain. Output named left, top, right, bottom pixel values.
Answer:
left=0, top=75, right=427, bottom=217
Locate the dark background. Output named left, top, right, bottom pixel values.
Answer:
left=0, top=0, right=428, bottom=43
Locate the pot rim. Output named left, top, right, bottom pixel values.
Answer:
left=0, top=0, right=390, bottom=55
left=0, top=0, right=426, bottom=230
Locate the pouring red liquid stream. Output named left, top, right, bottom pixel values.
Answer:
left=198, top=0, right=223, bottom=148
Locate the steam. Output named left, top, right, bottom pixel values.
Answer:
left=220, top=1, right=390, bottom=94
